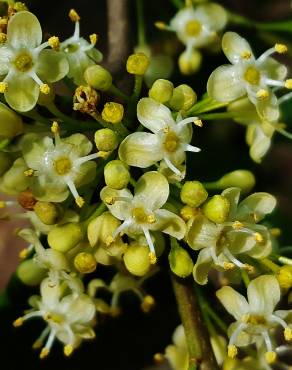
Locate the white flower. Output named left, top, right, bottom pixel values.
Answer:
left=14, top=278, right=96, bottom=358
left=207, top=32, right=290, bottom=120
left=101, top=171, right=186, bottom=262
left=119, top=98, right=201, bottom=177
left=216, top=275, right=292, bottom=364
left=165, top=325, right=189, bottom=370
left=0, top=11, right=68, bottom=111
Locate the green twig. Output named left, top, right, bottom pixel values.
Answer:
left=109, top=84, right=130, bottom=102
left=136, top=0, right=146, bottom=47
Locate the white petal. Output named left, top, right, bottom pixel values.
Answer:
left=194, top=3, right=228, bottom=31
left=221, top=187, right=241, bottom=220
left=100, top=186, right=133, bottom=220
left=59, top=294, right=95, bottom=324
left=152, top=209, right=186, bottom=239
left=193, top=248, right=213, bottom=285
left=0, top=46, right=12, bottom=75
left=216, top=286, right=249, bottom=320
left=222, top=32, right=254, bottom=64
left=237, top=192, right=277, bottom=222
left=247, top=125, right=272, bottom=163
left=137, top=97, right=175, bottom=133
left=40, top=278, right=62, bottom=310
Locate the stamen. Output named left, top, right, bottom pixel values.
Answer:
left=154, top=21, right=172, bottom=31
left=112, top=219, right=132, bottom=239
left=66, top=178, right=84, bottom=207
left=69, top=9, right=80, bottom=22
left=164, top=157, right=181, bottom=176
left=240, top=51, right=252, bottom=60
left=73, top=20, right=80, bottom=40
left=19, top=244, right=34, bottom=259
left=0, top=81, right=8, bottom=93
left=13, top=317, right=23, bottom=327
left=24, top=169, right=35, bottom=177
left=89, top=33, right=98, bottom=45
left=64, top=344, right=74, bottom=357
left=256, top=89, right=269, bottom=100
left=177, top=116, right=200, bottom=129
left=227, top=345, right=238, bottom=359
left=141, top=295, right=155, bottom=313
left=32, top=327, right=50, bottom=350
left=142, top=227, right=157, bottom=264
left=265, top=351, right=277, bottom=364
left=48, top=36, right=60, bottom=50
left=40, top=329, right=56, bottom=359
left=75, top=152, right=99, bottom=166
left=285, top=79, right=292, bottom=89
left=229, top=322, right=247, bottom=347
left=284, top=327, right=292, bottom=341
left=183, top=144, right=201, bottom=153
left=275, top=43, right=288, bottom=54
left=40, top=84, right=50, bottom=94
left=223, top=262, right=235, bottom=271
left=0, top=32, right=6, bottom=44
left=279, top=91, right=292, bottom=105
left=257, top=47, right=277, bottom=64
left=223, top=248, right=246, bottom=269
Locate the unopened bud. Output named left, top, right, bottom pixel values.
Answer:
left=203, top=195, right=230, bottom=224
left=104, top=160, right=130, bottom=189
left=168, top=84, right=197, bottom=111
left=169, top=243, right=193, bottom=278
left=0, top=102, right=23, bottom=138
left=123, top=244, right=151, bottom=276
left=84, top=65, right=112, bottom=91
left=94, top=128, right=119, bottom=151
left=101, top=102, right=124, bottom=124
left=34, top=201, right=60, bottom=225
left=180, top=181, right=208, bottom=207
left=48, top=223, right=83, bottom=252
left=149, top=79, right=174, bottom=104
left=126, top=53, right=150, bottom=75
left=210, top=170, right=255, bottom=194
left=178, top=49, right=202, bottom=75
left=74, top=252, right=97, bottom=273
left=73, top=85, right=99, bottom=114
left=87, top=212, right=120, bottom=247
left=17, top=259, right=46, bottom=286
left=277, top=265, right=292, bottom=290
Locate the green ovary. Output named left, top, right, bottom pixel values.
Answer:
left=185, top=20, right=202, bottom=37
left=53, top=157, right=72, bottom=175
left=244, top=66, right=261, bottom=85
left=13, top=52, right=34, bottom=72
left=164, top=131, right=180, bottom=153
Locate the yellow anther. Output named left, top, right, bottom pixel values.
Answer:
left=256, top=89, right=269, bottom=100
left=243, top=264, right=255, bottom=273
left=223, top=262, right=235, bottom=271
left=69, top=9, right=80, bottom=22
left=149, top=252, right=157, bottom=265
left=24, top=169, right=34, bottom=177
left=227, top=345, right=238, bottom=359
left=64, top=344, right=74, bottom=357
left=154, top=353, right=165, bottom=364
left=265, top=351, right=276, bottom=364
left=271, top=227, right=281, bottom=237
left=97, top=151, right=110, bottom=159
left=240, top=50, right=252, bottom=60
left=154, top=21, right=167, bottom=30
left=13, top=2, right=28, bottom=11
left=32, top=340, right=43, bottom=350
left=0, top=81, right=8, bottom=93
left=44, top=313, right=51, bottom=321
left=147, top=215, right=156, bottom=224
left=141, top=295, right=155, bottom=313
left=75, top=196, right=85, bottom=208
left=90, top=33, right=98, bottom=45
left=254, top=232, right=264, bottom=243
left=0, top=201, right=6, bottom=208
left=232, top=221, right=243, bottom=230
left=105, top=235, right=115, bottom=246
left=163, top=126, right=170, bottom=133
left=104, top=196, right=115, bottom=205
left=0, top=32, right=6, bottom=44
left=13, top=317, right=23, bottom=327
left=40, top=84, right=50, bottom=95
left=0, top=17, right=8, bottom=26
left=19, top=248, right=29, bottom=259
left=39, top=348, right=49, bottom=359
left=180, top=205, right=198, bottom=222
left=194, top=119, right=203, bottom=127
left=284, top=327, right=292, bottom=341
left=285, top=79, right=292, bottom=89
left=51, top=121, right=60, bottom=134
left=48, top=36, right=60, bottom=50
left=275, top=43, right=288, bottom=54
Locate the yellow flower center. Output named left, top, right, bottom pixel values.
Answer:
left=185, top=20, right=202, bottom=37
left=45, top=312, right=64, bottom=324
left=244, top=66, right=261, bottom=85
left=164, top=131, right=180, bottom=152
left=243, top=314, right=267, bottom=325
left=53, top=157, right=72, bottom=175
left=132, top=207, right=156, bottom=224
left=13, top=52, right=33, bottom=72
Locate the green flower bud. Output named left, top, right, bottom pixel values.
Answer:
left=87, top=212, right=121, bottom=247
left=203, top=195, right=230, bottom=224
left=101, top=102, right=124, bottom=124
left=48, top=223, right=84, bottom=252
left=168, top=84, right=197, bottom=111
left=84, top=65, right=112, bottom=91
left=277, top=265, right=292, bottom=290
left=0, top=102, right=23, bottom=138
left=94, top=128, right=119, bottom=152
left=34, top=201, right=60, bottom=225
left=17, top=259, right=46, bottom=286
left=104, top=160, right=130, bottom=190
left=0, top=158, right=30, bottom=195
left=0, top=152, right=12, bottom=176
left=178, top=49, right=202, bottom=75
left=208, top=170, right=256, bottom=194
left=74, top=252, right=97, bottom=273
left=126, top=52, right=150, bottom=75
left=149, top=79, right=174, bottom=104
left=123, top=244, right=151, bottom=276
left=169, top=243, right=193, bottom=278
left=180, top=181, right=208, bottom=207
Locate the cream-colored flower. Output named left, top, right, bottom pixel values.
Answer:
left=119, top=98, right=201, bottom=177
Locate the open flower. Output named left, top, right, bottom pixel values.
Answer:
left=101, top=171, right=186, bottom=262
left=14, top=277, right=96, bottom=358
left=216, top=275, right=292, bottom=364
left=0, top=11, right=68, bottom=111
left=22, top=125, right=98, bottom=206
left=187, top=188, right=276, bottom=284
left=119, top=98, right=201, bottom=177
left=207, top=32, right=290, bottom=120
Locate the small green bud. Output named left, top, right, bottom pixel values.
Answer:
left=0, top=158, right=30, bottom=194
left=94, top=128, right=119, bottom=152
left=101, top=102, right=124, bottom=124
left=277, top=265, right=292, bottom=290
left=0, top=152, right=12, bottom=176
left=87, top=212, right=121, bottom=247
left=123, top=244, right=151, bottom=276
left=34, top=201, right=60, bottom=225
left=17, top=259, right=46, bottom=286
left=169, top=243, right=193, bottom=278
left=168, top=84, right=197, bottom=111
left=180, top=181, right=208, bottom=207
left=214, top=170, right=256, bottom=194
left=126, top=52, right=150, bottom=75
left=0, top=102, right=23, bottom=138
left=149, top=79, right=174, bottom=104
left=178, top=49, right=202, bottom=75
left=74, top=252, right=97, bottom=273
left=203, top=195, right=230, bottom=224
left=48, top=223, right=83, bottom=252
left=84, top=65, right=112, bottom=91
left=104, top=160, right=130, bottom=190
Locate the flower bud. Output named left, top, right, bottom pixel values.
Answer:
left=17, top=259, right=46, bottom=286
left=178, top=49, right=202, bottom=75
left=210, top=170, right=256, bottom=194
left=34, top=201, right=60, bottom=225
left=104, top=160, right=130, bottom=189
left=149, top=79, right=174, bottom=104
left=126, top=52, right=150, bottom=75
left=101, top=102, right=124, bottom=124
left=180, top=205, right=199, bottom=222
left=277, top=265, right=292, bottom=290
left=0, top=102, right=23, bottom=138
left=180, top=181, right=208, bottom=207
left=123, top=244, right=151, bottom=276
left=0, top=152, right=12, bottom=176
left=0, top=158, right=30, bottom=195
left=74, top=252, right=97, bottom=273
left=48, top=223, right=84, bottom=252
left=84, top=65, right=112, bottom=91
left=203, top=195, right=230, bottom=224
left=168, top=84, right=197, bottom=111
left=169, top=243, right=193, bottom=278
left=94, top=128, right=119, bottom=151
left=87, top=212, right=121, bottom=247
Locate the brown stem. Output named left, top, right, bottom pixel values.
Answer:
left=171, top=274, right=219, bottom=370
